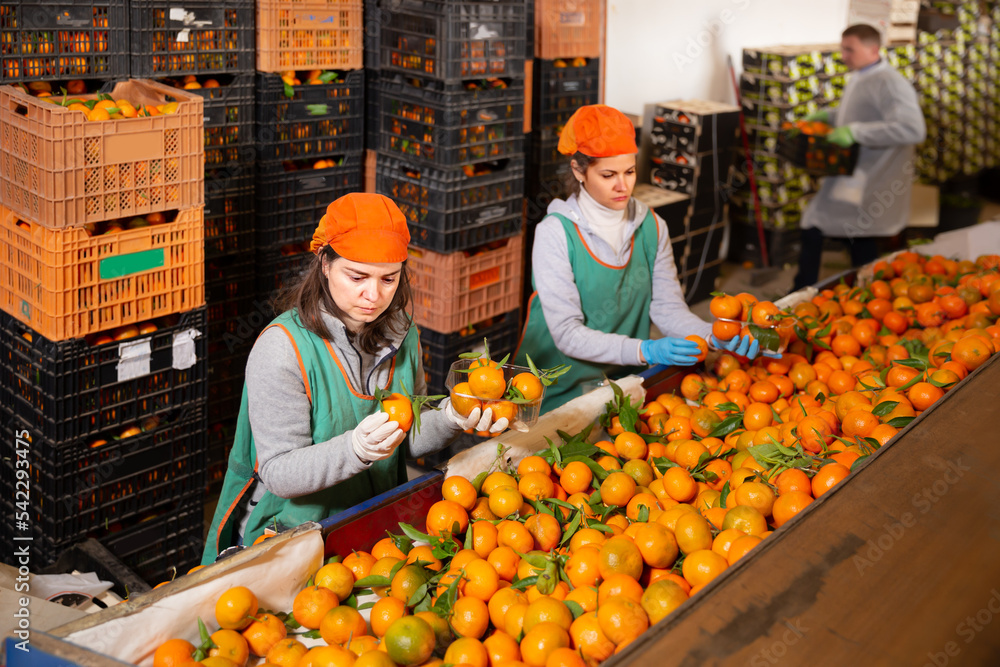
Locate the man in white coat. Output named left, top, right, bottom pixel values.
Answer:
left=792, top=24, right=926, bottom=290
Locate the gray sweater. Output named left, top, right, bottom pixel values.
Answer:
left=237, top=309, right=460, bottom=533
left=531, top=194, right=713, bottom=367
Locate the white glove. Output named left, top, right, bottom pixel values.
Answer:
left=441, top=397, right=509, bottom=434
left=351, top=412, right=405, bottom=464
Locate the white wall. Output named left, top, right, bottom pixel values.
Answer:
left=605, top=0, right=852, bottom=116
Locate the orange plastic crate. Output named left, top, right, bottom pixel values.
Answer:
left=534, top=0, right=603, bottom=59
left=256, top=0, right=363, bottom=73
left=407, top=234, right=523, bottom=334
left=0, top=79, right=204, bottom=229
left=0, top=204, right=205, bottom=341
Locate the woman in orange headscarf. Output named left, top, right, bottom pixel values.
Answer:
left=204, top=193, right=506, bottom=561
left=515, top=105, right=769, bottom=412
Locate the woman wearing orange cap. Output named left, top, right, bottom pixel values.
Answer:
left=204, top=193, right=507, bottom=561
left=515, top=105, right=769, bottom=412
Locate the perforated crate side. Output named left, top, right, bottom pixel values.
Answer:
left=204, top=184, right=255, bottom=259
left=533, top=57, right=600, bottom=130
left=255, top=70, right=364, bottom=161
left=255, top=245, right=315, bottom=307
left=0, top=204, right=206, bottom=341
left=255, top=153, right=363, bottom=248
left=375, top=153, right=525, bottom=232
left=407, top=234, right=524, bottom=333
left=130, top=0, right=255, bottom=77
left=0, top=403, right=207, bottom=548
left=205, top=255, right=257, bottom=345
left=534, top=0, right=602, bottom=59
left=378, top=76, right=526, bottom=166
left=381, top=0, right=527, bottom=83
left=408, top=214, right=524, bottom=254
left=256, top=0, right=363, bottom=73
left=0, top=80, right=204, bottom=228
left=0, top=0, right=130, bottom=84
left=419, top=308, right=521, bottom=394
left=0, top=307, right=207, bottom=445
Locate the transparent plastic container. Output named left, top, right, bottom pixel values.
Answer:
left=446, top=358, right=543, bottom=432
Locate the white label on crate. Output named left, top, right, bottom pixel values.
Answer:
left=172, top=328, right=201, bottom=370
left=169, top=7, right=188, bottom=21
left=469, top=22, right=500, bottom=40
left=117, top=338, right=153, bottom=382
left=176, top=28, right=190, bottom=42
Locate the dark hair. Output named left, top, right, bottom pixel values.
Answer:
left=843, top=24, right=881, bottom=46
left=565, top=152, right=598, bottom=196
left=273, top=246, right=413, bottom=355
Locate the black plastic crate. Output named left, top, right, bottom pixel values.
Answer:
left=129, top=0, right=254, bottom=77
left=379, top=75, right=525, bottom=166
left=381, top=0, right=527, bottom=83
left=256, top=70, right=364, bottom=162
left=156, top=73, right=255, bottom=129
left=364, top=0, right=385, bottom=70
left=255, top=153, right=363, bottom=249
left=40, top=538, right=152, bottom=599
left=204, top=183, right=254, bottom=259
left=0, top=402, right=207, bottom=547
left=533, top=57, right=600, bottom=130
left=365, top=68, right=381, bottom=150
left=0, top=0, right=129, bottom=84
left=100, top=494, right=204, bottom=585
left=409, top=213, right=522, bottom=253
left=525, top=128, right=570, bottom=221
left=0, top=308, right=207, bottom=446
left=205, top=254, right=256, bottom=341
left=255, top=245, right=315, bottom=305
left=376, top=153, right=525, bottom=236
left=777, top=127, right=860, bottom=176
left=419, top=308, right=520, bottom=395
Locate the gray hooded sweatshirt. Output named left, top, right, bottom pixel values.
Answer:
left=531, top=193, right=713, bottom=368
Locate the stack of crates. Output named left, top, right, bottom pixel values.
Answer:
left=376, top=0, right=527, bottom=394
left=735, top=45, right=845, bottom=266
left=130, top=0, right=257, bottom=491
left=252, top=2, right=365, bottom=322
left=640, top=100, right=739, bottom=303
left=525, top=0, right=603, bottom=226
left=524, top=0, right=603, bottom=309
left=0, top=61, right=208, bottom=583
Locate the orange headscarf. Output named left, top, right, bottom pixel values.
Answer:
left=557, top=104, right=638, bottom=157
left=309, top=193, right=410, bottom=262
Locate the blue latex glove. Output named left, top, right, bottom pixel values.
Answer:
left=827, top=125, right=855, bottom=147
left=803, top=110, right=830, bottom=123
left=708, top=333, right=783, bottom=361
left=640, top=337, right=701, bottom=367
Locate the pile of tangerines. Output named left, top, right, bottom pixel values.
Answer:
left=153, top=251, right=998, bottom=667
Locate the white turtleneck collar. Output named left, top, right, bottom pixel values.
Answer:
left=577, top=186, right=629, bottom=255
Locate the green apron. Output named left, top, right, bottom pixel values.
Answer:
left=202, top=309, right=418, bottom=564
left=514, top=211, right=658, bottom=413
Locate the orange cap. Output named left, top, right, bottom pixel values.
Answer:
left=557, top=104, right=638, bottom=157
left=309, top=193, right=410, bottom=262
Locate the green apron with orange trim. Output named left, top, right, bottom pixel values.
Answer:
left=514, top=211, right=657, bottom=413
left=202, top=309, right=418, bottom=564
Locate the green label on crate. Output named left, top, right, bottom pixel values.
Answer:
left=99, top=249, right=165, bottom=280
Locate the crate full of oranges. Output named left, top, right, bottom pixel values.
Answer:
left=0, top=78, right=203, bottom=229
left=777, top=119, right=859, bottom=176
